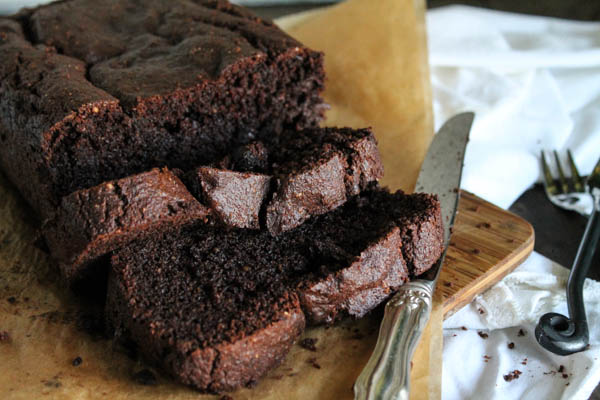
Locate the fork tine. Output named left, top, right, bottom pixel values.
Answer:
left=567, top=150, right=584, bottom=192
left=541, top=151, right=559, bottom=195
left=553, top=150, right=569, bottom=194
left=588, top=155, right=600, bottom=188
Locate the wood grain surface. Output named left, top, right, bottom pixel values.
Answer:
left=439, top=190, right=535, bottom=318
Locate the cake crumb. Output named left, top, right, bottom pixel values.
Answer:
left=133, top=369, right=157, bottom=386
left=460, top=326, right=467, bottom=331
left=478, top=308, right=485, bottom=314
left=245, top=380, right=258, bottom=389
left=444, top=281, right=453, bottom=288
left=477, top=331, right=488, bottom=339
left=43, top=379, right=62, bottom=388
left=503, top=370, right=522, bottom=382
left=0, top=331, right=10, bottom=343
left=507, top=342, right=515, bottom=349
left=307, top=357, right=321, bottom=369
left=299, top=338, right=318, bottom=352
left=483, top=355, right=491, bottom=363
left=521, top=358, right=527, bottom=365
left=558, top=365, right=565, bottom=373
left=518, top=329, right=526, bottom=337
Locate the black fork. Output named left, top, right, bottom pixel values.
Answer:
left=535, top=152, right=600, bottom=355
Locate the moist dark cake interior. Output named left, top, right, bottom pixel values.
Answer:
left=0, top=0, right=325, bottom=217
left=0, top=0, right=445, bottom=394
left=42, top=126, right=383, bottom=286
left=42, top=168, right=211, bottom=286
left=187, top=126, right=384, bottom=234
left=106, top=188, right=443, bottom=391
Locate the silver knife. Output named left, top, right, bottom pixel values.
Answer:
left=354, top=112, right=474, bottom=400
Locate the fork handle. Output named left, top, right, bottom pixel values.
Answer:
left=535, top=194, right=599, bottom=355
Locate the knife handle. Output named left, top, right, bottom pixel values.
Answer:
left=354, top=280, right=434, bottom=400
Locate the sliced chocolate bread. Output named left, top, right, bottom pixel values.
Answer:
left=0, top=0, right=325, bottom=218
left=264, top=126, right=383, bottom=234
left=107, top=237, right=305, bottom=392
left=185, top=126, right=383, bottom=234
left=186, top=167, right=270, bottom=230
left=292, top=187, right=443, bottom=323
left=105, top=187, right=443, bottom=391
left=42, top=168, right=210, bottom=286
left=43, top=126, right=381, bottom=285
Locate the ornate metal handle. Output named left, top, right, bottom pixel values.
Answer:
left=535, top=191, right=599, bottom=355
left=354, top=280, right=433, bottom=400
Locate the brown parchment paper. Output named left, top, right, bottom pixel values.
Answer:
left=281, top=0, right=434, bottom=192
left=0, top=1, right=438, bottom=399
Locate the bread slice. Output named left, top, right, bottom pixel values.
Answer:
left=105, top=187, right=443, bottom=391
left=42, top=127, right=382, bottom=285
left=107, top=238, right=304, bottom=392
left=0, top=0, right=325, bottom=218
left=42, top=168, right=210, bottom=286
left=186, top=127, right=383, bottom=234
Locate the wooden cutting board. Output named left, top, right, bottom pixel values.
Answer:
left=439, top=190, right=535, bottom=318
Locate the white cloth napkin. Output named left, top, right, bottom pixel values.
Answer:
left=428, top=6, right=600, bottom=399
left=443, top=253, right=600, bottom=400
left=429, top=5, right=600, bottom=209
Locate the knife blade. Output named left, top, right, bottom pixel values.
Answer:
left=354, top=112, right=474, bottom=400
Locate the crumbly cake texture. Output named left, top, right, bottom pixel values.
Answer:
left=0, top=0, right=445, bottom=393
left=187, top=166, right=271, bottom=230
left=42, top=126, right=382, bottom=286
left=106, top=188, right=443, bottom=391
left=186, top=126, right=383, bottom=234
left=42, top=168, right=211, bottom=286
left=0, top=0, right=325, bottom=218
left=106, top=228, right=306, bottom=393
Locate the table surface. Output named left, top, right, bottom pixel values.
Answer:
left=249, top=3, right=600, bottom=399
left=0, top=1, right=596, bottom=398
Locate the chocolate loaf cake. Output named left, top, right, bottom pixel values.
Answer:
left=188, top=167, right=270, bottom=229
left=186, top=126, right=383, bottom=233
left=1, top=0, right=445, bottom=394
left=42, top=126, right=382, bottom=285
left=106, top=226, right=307, bottom=392
left=294, top=187, right=443, bottom=322
left=42, top=168, right=210, bottom=285
left=106, top=188, right=443, bottom=391
left=0, top=0, right=325, bottom=218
